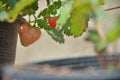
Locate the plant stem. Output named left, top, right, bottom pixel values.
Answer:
left=28, top=15, right=31, bottom=23
left=98, top=53, right=107, bottom=69
left=105, top=5, right=120, bottom=11
left=94, top=19, right=113, bottom=68
left=33, top=14, right=37, bottom=26
left=95, top=20, right=106, bottom=41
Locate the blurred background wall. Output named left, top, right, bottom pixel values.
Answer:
left=15, top=0, right=120, bottom=65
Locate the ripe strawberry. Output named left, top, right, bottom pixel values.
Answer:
left=19, top=23, right=41, bottom=47
left=48, top=17, right=57, bottom=28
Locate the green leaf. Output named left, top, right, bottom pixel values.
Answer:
left=62, top=19, right=72, bottom=36
left=85, top=29, right=100, bottom=43
left=107, top=17, right=120, bottom=42
left=85, top=29, right=108, bottom=52
left=91, top=0, right=104, bottom=6
left=96, top=40, right=108, bottom=52
left=38, top=0, right=61, bottom=17
left=48, top=5, right=57, bottom=15
left=0, top=1, right=2, bottom=7
left=97, top=0, right=104, bottom=5
left=7, top=0, right=16, bottom=7
left=47, top=29, right=64, bottom=43
left=8, top=0, right=37, bottom=23
left=37, top=19, right=51, bottom=30
left=54, top=1, right=61, bottom=9
left=0, top=10, right=9, bottom=21
left=23, top=0, right=38, bottom=15
left=56, top=0, right=73, bottom=28
left=46, top=0, right=50, bottom=6
left=39, top=8, right=48, bottom=17
left=70, top=0, right=90, bottom=37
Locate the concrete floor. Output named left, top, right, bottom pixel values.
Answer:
left=15, top=0, right=120, bottom=65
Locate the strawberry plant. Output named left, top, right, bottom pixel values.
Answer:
left=0, top=0, right=120, bottom=70
left=0, top=0, right=105, bottom=45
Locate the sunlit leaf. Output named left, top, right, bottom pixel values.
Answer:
left=56, top=0, right=73, bottom=29
left=0, top=1, right=2, bottom=7
left=8, top=0, right=37, bottom=23
left=107, top=17, right=120, bottom=41
left=70, top=0, right=90, bottom=37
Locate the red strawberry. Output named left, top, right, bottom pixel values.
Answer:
left=48, top=17, right=57, bottom=28
left=19, top=23, right=41, bottom=47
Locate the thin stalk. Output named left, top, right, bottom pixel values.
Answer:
left=33, top=14, right=37, bottom=26
left=105, top=5, right=120, bottom=11
left=94, top=19, right=112, bottom=68
left=95, top=20, right=106, bottom=41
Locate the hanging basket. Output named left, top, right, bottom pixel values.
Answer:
left=0, top=20, right=20, bottom=71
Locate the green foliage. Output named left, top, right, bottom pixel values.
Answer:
left=0, top=10, right=9, bottom=21
left=107, top=17, right=120, bottom=42
left=8, top=0, right=37, bottom=22
left=85, top=16, right=120, bottom=53
left=85, top=29, right=100, bottom=43
left=37, top=19, right=51, bottom=30
left=2, top=0, right=119, bottom=45
left=85, top=29, right=108, bottom=53
left=95, top=40, right=108, bottom=53
left=62, top=19, right=72, bottom=36
left=47, top=29, right=64, bottom=43
left=0, top=1, right=3, bottom=7
left=70, top=0, right=90, bottom=37
left=23, top=0, right=38, bottom=15
left=38, top=0, right=61, bottom=17
left=56, top=0, right=73, bottom=28
left=46, top=0, right=50, bottom=6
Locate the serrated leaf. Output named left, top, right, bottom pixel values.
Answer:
left=40, top=8, right=48, bottom=16
left=48, top=5, right=57, bottom=15
left=56, top=0, right=73, bottom=28
left=37, top=19, right=51, bottom=30
left=47, top=29, right=64, bottom=43
left=107, top=17, right=120, bottom=42
left=54, top=1, right=61, bottom=9
left=70, top=0, right=90, bottom=37
left=38, top=0, right=61, bottom=17
left=8, top=0, right=37, bottom=23
left=62, top=19, right=72, bottom=36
